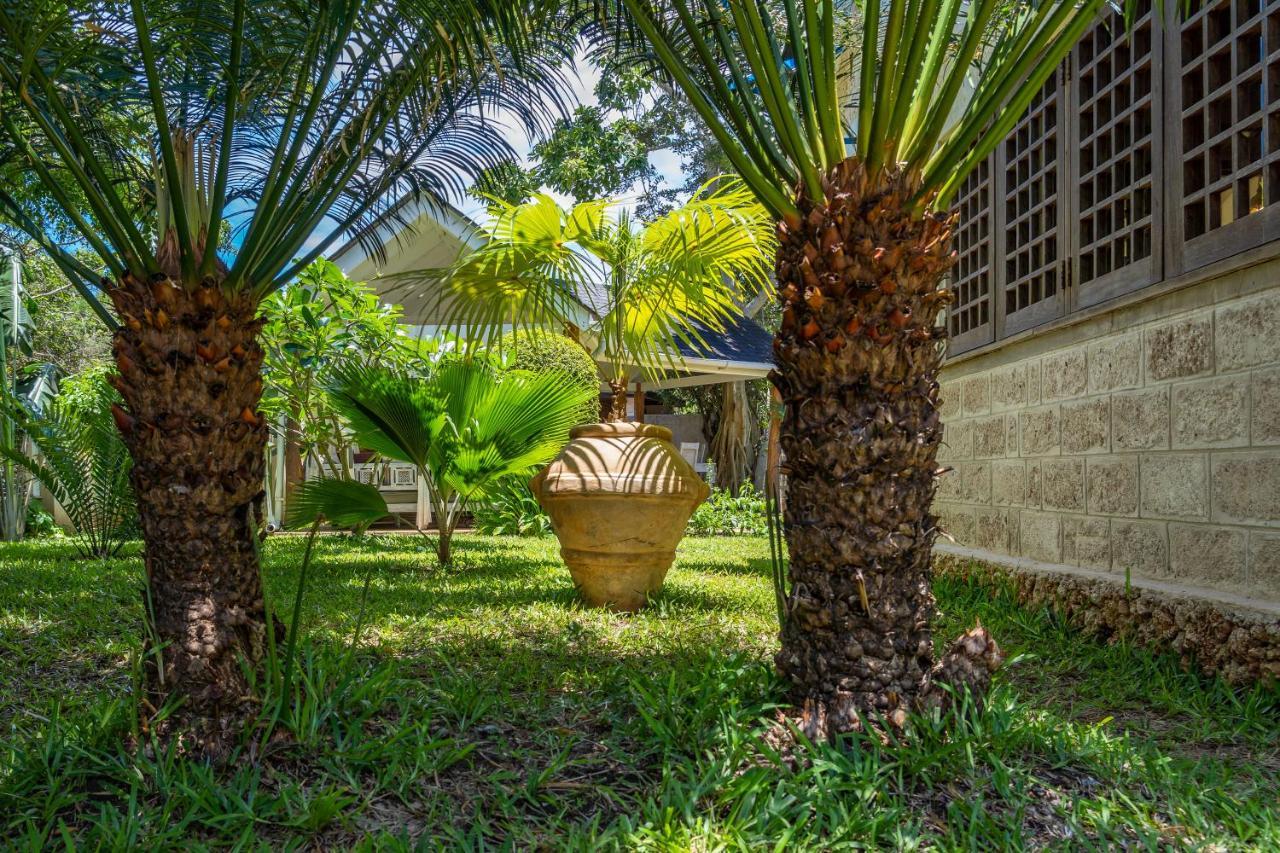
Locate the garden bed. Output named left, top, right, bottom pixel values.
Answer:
left=1, top=535, right=1277, bottom=848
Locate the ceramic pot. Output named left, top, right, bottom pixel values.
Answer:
left=530, top=422, right=711, bottom=611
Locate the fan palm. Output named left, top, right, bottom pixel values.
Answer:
left=586, top=0, right=1106, bottom=736
left=328, top=358, right=594, bottom=564
left=400, top=176, right=776, bottom=420
left=0, top=0, right=569, bottom=754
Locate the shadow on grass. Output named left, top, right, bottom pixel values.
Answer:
left=3, top=536, right=1279, bottom=849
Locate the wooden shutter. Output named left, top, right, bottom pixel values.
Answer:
left=1071, top=1, right=1164, bottom=308
left=947, top=154, right=997, bottom=354
left=1168, top=0, right=1280, bottom=272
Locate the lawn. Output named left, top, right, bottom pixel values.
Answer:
left=1, top=534, right=1277, bottom=849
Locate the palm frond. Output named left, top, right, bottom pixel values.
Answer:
left=429, top=360, right=593, bottom=496
left=615, top=176, right=775, bottom=373
left=585, top=0, right=1107, bottom=215
left=0, top=383, right=135, bottom=559
left=285, top=478, right=389, bottom=531
left=0, top=0, right=575, bottom=297
left=326, top=363, right=447, bottom=470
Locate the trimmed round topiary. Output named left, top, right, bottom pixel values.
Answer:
left=498, top=330, right=602, bottom=425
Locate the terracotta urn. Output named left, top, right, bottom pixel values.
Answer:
left=530, top=422, right=711, bottom=611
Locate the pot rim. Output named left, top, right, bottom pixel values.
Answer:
left=569, top=421, right=673, bottom=442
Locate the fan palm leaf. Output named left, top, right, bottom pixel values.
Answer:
left=286, top=477, right=391, bottom=532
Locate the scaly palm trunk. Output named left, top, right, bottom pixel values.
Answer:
left=606, top=377, right=628, bottom=423
left=772, top=160, right=1001, bottom=738
left=106, top=271, right=270, bottom=756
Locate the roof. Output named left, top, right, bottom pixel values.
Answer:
left=676, top=313, right=774, bottom=368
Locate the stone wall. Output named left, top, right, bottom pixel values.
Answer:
left=936, top=254, right=1280, bottom=605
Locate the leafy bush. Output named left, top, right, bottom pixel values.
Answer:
left=259, top=260, right=441, bottom=478
left=686, top=484, right=766, bottom=536
left=472, top=475, right=552, bottom=536
left=497, top=331, right=601, bottom=426
left=23, top=502, right=58, bottom=538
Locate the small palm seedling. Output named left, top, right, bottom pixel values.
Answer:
left=0, top=380, right=135, bottom=559
left=280, top=477, right=390, bottom=718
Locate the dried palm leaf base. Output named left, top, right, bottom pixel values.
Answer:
left=771, top=159, right=998, bottom=741
left=106, top=268, right=270, bottom=759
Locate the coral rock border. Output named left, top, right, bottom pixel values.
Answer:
left=934, top=554, right=1280, bottom=686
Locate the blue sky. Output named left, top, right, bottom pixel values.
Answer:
left=292, top=51, right=688, bottom=263
left=455, top=52, right=687, bottom=223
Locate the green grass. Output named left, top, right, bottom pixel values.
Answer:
left=1, top=534, right=1277, bottom=849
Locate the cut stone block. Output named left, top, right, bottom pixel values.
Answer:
left=1140, top=454, right=1208, bottom=519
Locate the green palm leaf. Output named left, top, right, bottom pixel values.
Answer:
left=403, top=174, right=775, bottom=385
left=285, top=478, right=390, bottom=531
left=327, top=364, right=448, bottom=470
left=0, top=250, right=32, bottom=352
left=588, top=0, right=1106, bottom=215
left=430, top=361, right=592, bottom=496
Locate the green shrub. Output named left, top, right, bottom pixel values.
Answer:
left=472, top=475, right=552, bottom=536
left=498, top=331, right=601, bottom=426
left=686, top=484, right=766, bottom=536
left=23, top=502, right=58, bottom=538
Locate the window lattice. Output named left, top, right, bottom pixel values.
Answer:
left=1002, top=73, right=1062, bottom=326
left=948, top=157, right=994, bottom=343
left=1076, top=1, right=1158, bottom=286
left=1179, top=0, right=1279, bottom=240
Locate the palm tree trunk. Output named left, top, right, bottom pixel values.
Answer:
left=772, top=160, right=1001, bottom=738
left=106, top=272, right=269, bottom=757
left=606, top=377, right=628, bottom=423
left=710, top=380, right=751, bottom=494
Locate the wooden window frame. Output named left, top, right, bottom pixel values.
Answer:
left=946, top=1, right=1280, bottom=358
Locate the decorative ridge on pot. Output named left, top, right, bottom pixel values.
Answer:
left=569, top=422, right=672, bottom=440
left=533, top=424, right=710, bottom=500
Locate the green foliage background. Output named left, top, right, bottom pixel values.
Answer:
left=498, top=330, right=601, bottom=426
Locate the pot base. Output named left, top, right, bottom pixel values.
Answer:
left=562, top=548, right=674, bottom=612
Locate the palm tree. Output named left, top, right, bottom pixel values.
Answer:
left=0, top=0, right=568, bottom=754
left=586, top=0, right=1104, bottom=736
left=327, top=358, right=593, bottom=564
left=402, top=176, right=776, bottom=419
